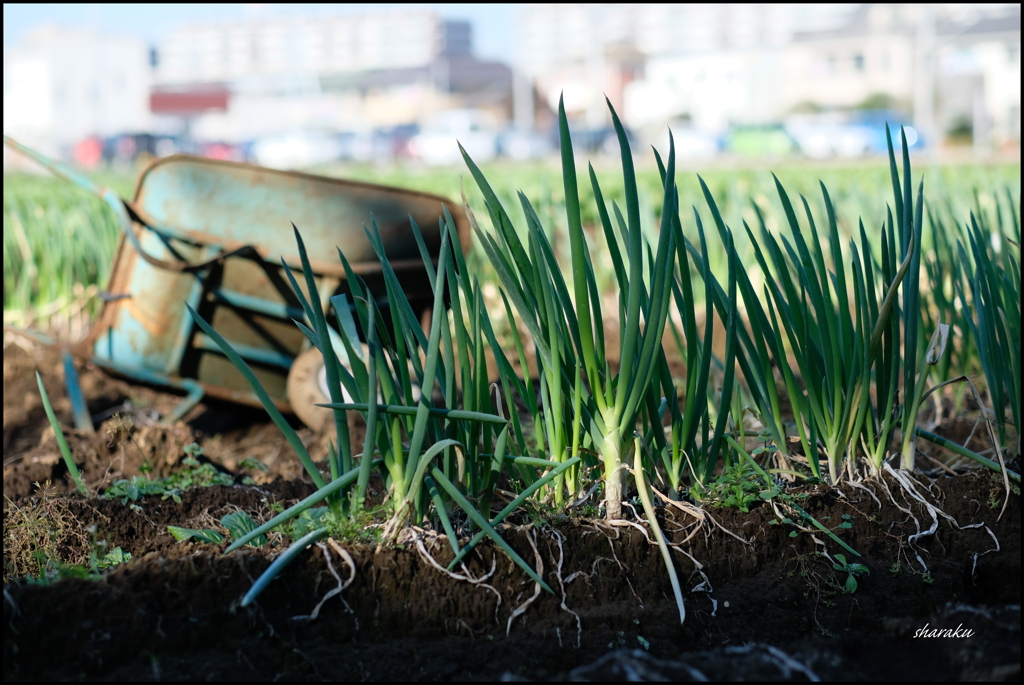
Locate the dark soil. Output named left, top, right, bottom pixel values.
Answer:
left=3, top=337, right=1020, bottom=681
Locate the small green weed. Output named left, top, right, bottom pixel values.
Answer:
left=168, top=526, right=225, bottom=544
left=325, top=505, right=384, bottom=545
left=521, top=497, right=574, bottom=527
left=27, top=524, right=131, bottom=585
left=689, top=462, right=763, bottom=512
left=987, top=470, right=1020, bottom=508
left=831, top=553, right=869, bottom=593
left=168, top=504, right=382, bottom=549
left=102, top=443, right=243, bottom=504
left=287, top=506, right=331, bottom=540
left=169, top=510, right=268, bottom=548
left=239, top=457, right=270, bottom=484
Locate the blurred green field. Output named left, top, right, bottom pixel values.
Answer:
left=326, top=159, right=1020, bottom=297
left=3, top=156, right=1019, bottom=334
left=3, top=172, right=135, bottom=334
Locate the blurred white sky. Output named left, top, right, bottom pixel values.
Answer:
left=2, top=3, right=517, bottom=63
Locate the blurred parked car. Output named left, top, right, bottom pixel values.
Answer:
left=566, top=125, right=640, bottom=158
left=786, top=116, right=872, bottom=159
left=72, top=136, right=104, bottom=169
left=101, top=133, right=187, bottom=167
left=722, top=124, right=798, bottom=157
left=785, top=110, right=923, bottom=159
left=331, top=126, right=420, bottom=164
left=250, top=130, right=345, bottom=169
left=408, top=109, right=498, bottom=165
left=497, top=128, right=554, bottom=161
left=851, top=109, right=923, bottom=152
left=646, top=124, right=721, bottom=161
left=199, top=141, right=245, bottom=162
left=385, top=123, right=422, bottom=161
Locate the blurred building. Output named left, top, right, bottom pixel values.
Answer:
left=3, top=25, right=152, bottom=161
left=784, top=4, right=1020, bottom=150
left=5, top=4, right=1018, bottom=167
left=156, top=10, right=469, bottom=80
left=517, top=3, right=1021, bottom=153
left=933, top=10, right=1021, bottom=151
left=518, top=4, right=861, bottom=132
left=783, top=5, right=922, bottom=114
left=151, top=8, right=511, bottom=145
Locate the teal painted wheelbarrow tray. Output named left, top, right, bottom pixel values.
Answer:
left=4, top=135, right=470, bottom=429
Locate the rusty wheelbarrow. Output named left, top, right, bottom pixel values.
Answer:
left=4, top=135, right=470, bottom=429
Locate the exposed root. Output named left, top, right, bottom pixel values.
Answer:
left=584, top=518, right=621, bottom=538
left=844, top=480, right=883, bottom=511
left=970, top=525, right=1001, bottom=581
left=584, top=521, right=645, bottom=607
left=936, top=375, right=1013, bottom=519
left=548, top=528, right=582, bottom=648
left=607, top=516, right=653, bottom=540
left=506, top=528, right=543, bottom=636
left=661, top=516, right=704, bottom=546
left=564, top=570, right=588, bottom=584
left=835, top=485, right=893, bottom=528
left=647, top=483, right=752, bottom=546
left=233, top=550, right=258, bottom=586
left=404, top=528, right=503, bottom=622
left=871, top=473, right=926, bottom=569
left=693, top=507, right=751, bottom=547
left=292, top=538, right=356, bottom=622
left=879, top=464, right=994, bottom=573
left=619, top=499, right=645, bottom=523
left=611, top=485, right=719, bottom=619
left=672, top=546, right=718, bottom=617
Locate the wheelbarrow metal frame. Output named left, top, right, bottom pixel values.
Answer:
left=4, top=135, right=470, bottom=422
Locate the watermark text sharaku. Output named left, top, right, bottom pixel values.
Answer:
left=914, top=623, right=974, bottom=639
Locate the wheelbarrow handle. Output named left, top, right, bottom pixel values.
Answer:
left=3, top=134, right=227, bottom=273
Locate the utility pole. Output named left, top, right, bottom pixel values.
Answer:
left=513, top=11, right=534, bottom=132
left=513, top=69, right=534, bottom=131
left=973, top=86, right=990, bottom=158
left=586, top=6, right=607, bottom=130
left=913, top=3, right=936, bottom=156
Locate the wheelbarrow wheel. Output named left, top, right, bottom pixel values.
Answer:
left=287, top=345, right=423, bottom=430
left=286, top=347, right=335, bottom=431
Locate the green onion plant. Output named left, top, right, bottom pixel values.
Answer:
left=954, top=205, right=1021, bottom=456
left=463, top=97, right=692, bottom=520
left=189, top=210, right=572, bottom=603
